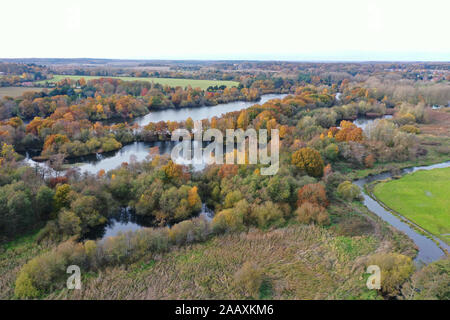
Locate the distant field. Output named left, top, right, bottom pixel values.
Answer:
left=374, top=167, right=450, bottom=244
left=35, top=75, right=239, bottom=90
left=0, top=86, right=47, bottom=98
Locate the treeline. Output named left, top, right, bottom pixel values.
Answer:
left=0, top=63, right=49, bottom=86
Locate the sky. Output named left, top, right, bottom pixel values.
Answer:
left=1, top=0, right=449, bottom=61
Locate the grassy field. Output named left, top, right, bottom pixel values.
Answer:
left=374, top=167, right=450, bottom=244
left=46, top=224, right=380, bottom=300
left=0, top=86, right=47, bottom=98
left=1, top=201, right=415, bottom=300
left=35, top=75, right=239, bottom=90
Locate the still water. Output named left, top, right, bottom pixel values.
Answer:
left=132, top=93, right=288, bottom=126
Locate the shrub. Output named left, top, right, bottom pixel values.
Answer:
left=233, top=262, right=264, bottom=298
left=129, top=228, right=170, bottom=259
left=101, top=233, right=130, bottom=265
left=212, top=208, right=245, bottom=234
left=295, top=202, right=330, bottom=225
left=15, top=272, right=40, bottom=299
left=366, top=253, right=415, bottom=296
left=400, top=125, right=420, bottom=134
left=395, top=113, right=416, bottom=126
left=168, top=217, right=210, bottom=245
left=252, top=201, right=285, bottom=229
left=402, top=257, right=450, bottom=300
left=364, top=154, right=375, bottom=168
left=267, top=176, right=291, bottom=202
left=15, top=241, right=87, bottom=299
left=224, top=190, right=243, bottom=209
left=324, top=143, right=339, bottom=160
left=337, top=181, right=361, bottom=201
left=297, top=183, right=328, bottom=207
left=58, top=209, right=81, bottom=236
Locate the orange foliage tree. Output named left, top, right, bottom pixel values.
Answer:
left=291, top=147, right=324, bottom=177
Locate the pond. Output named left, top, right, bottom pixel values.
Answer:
left=85, top=204, right=215, bottom=241
left=353, top=115, right=392, bottom=131
left=130, top=93, right=289, bottom=126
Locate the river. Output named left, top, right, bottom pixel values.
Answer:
left=354, top=161, right=450, bottom=265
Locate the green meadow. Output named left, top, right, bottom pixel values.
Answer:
left=34, top=75, right=239, bottom=90
left=374, top=167, right=450, bottom=244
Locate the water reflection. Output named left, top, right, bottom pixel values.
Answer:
left=131, top=93, right=288, bottom=126
left=353, top=114, right=392, bottom=131
left=85, top=203, right=215, bottom=241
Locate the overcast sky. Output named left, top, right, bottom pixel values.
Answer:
left=1, top=0, right=449, bottom=61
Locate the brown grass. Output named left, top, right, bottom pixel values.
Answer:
left=48, top=224, right=383, bottom=300
left=420, top=109, right=450, bottom=137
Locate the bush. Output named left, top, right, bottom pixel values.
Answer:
left=168, top=217, right=210, bottom=245
left=233, top=262, right=264, bottom=298
left=252, top=201, right=285, bottom=229
left=15, top=241, right=87, bottom=298
left=337, top=181, right=361, bottom=201
left=364, top=154, right=375, bottom=168
left=400, top=125, right=420, bottom=134
left=224, top=190, right=243, bottom=209
left=15, top=272, right=39, bottom=299
left=402, top=257, right=450, bottom=300
left=324, top=143, right=339, bottom=160
left=366, top=253, right=415, bottom=296
left=128, top=228, right=170, bottom=260
left=297, top=183, right=328, bottom=207
left=58, top=209, right=81, bottom=236
left=295, top=201, right=330, bottom=225
left=212, top=208, right=245, bottom=234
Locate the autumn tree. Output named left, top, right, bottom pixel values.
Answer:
left=291, top=147, right=324, bottom=177
left=297, top=183, right=328, bottom=208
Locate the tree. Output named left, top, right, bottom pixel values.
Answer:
left=291, top=147, right=324, bottom=177
left=237, top=110, right=249, bottom=129
left=297, top=183, right=328, bottom=207
left=53, top=184, right=72, bottom=211
left=224, top=190, right=243, bottom=209
left=324, top=143, right=339, bottom=160
left=212, top=208, right=245, bottom=233
left=295, top=202, right=329, bottom=225
left=337, top=181, right=361, bottom=201
left=252, top=201, right=284, bottom=228
left=366, top=253, right=414, bottom=296
left=402, top=257, right=450, bottom=300
left=187, top=186, right=202, bottom=212
left=36, top=186, right=55, bottom=220
left=58, top=209, right=81, bottom=236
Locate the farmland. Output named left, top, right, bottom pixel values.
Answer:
left=34, top=75, right=239, bottom=90
left=373, top=167, right=450, bottom=244
left=0, top=86, right=47, bottom=98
